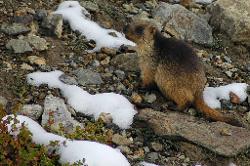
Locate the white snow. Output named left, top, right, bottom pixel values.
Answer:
left=139, top=161, right=160, bottom=166
left=27, top=70, right=137, bottom=129
left=53, top=1, right=135, bottom=52
left=2, top=115, right=130, bottom=166
left=203, top=83, right=248, bottom=109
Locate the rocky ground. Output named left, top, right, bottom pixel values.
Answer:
left=0, top=0, right=250, bottom=165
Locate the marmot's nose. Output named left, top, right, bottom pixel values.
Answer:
left=123, top=25, right=129, bottom=33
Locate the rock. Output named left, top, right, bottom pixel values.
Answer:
left=19, top=104, right=43, bottom=120
left=112, top=133, right=133, bottom=146
left=80, top=1, right=99, bottom=12
left=143, top=93, right=157, bottom=103
left=23, top=35, right=48, bottom=51
left=111, top=53, right=140, bottom=72
left=101, top=47, right=117, bottom=56
left=123, top=3, right=139, bottom=14
left=1, top=23, right=30, bottom=35
left=100, top=56, right=110, bottom=65
left=152, top=2, right=213, bottom=45
left=14, top=8, right=34, bottom=24
left=28, top=56, right=46, bottom=66
left=59, top=74, right=78, bottom=85
left=6, top=39, right=33, bottom=53
left=138, top=108, right=250, bottom=157
left=20, top=63, right=34, bottom=70
left=187, top=108, right=197, bottom=116
left=117, top=145, right=133, bottom=154
left=225, top=71, right=233, bottom=78
left=114, top=70, right=125, bottom=80
left=41, top=14, right=63, bottom=38
left=145, top=152, right=159, bottom=162
left=131, top=92, right=143, bottom=104
left=42, top=95, right=81, bottom=133
left=229, top=92, right=241, bottom=104
left=129, top=148, right=145, bottom=160
left=74, top=68, right=104, bottom=85
left=209, top=0, right=250, bottom=46
left=150, top=142, right=163, bottom=152
left=221, top=99, right=233, bottom=110
left=98, top=112, right=113, bottom=125
left=34, top=9, right=48, bottom=21
left=0, top=96, right=8, bottom=109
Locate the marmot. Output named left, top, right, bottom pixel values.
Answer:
left=124, top=19, right=241, bottom=126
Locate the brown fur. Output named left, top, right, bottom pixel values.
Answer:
left=124, top=20, right=242, bottom=126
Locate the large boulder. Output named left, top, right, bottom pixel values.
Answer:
left=209, top=0, right=250, bottom=46
left=152, top=2, right=213, bottom=45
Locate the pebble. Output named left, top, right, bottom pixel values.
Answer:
left=112, top=133, right=133, bottom=146
left=28, top=56, right=46, bottom=66
left=221, top=99, right=233, bottom=110
left=146, top=152, right=159, bottom=162
left=144, top=93, right=157, bottom=103
left=98, top=112, right=113, bottom=124
left=151, top=142, right=163, bottom=152
left=74, top=68, right=104, bottom=85
left=187, top=108, right=197, bottom=116
left=131, top=92, right=143, bottom=104
left=225, top=71, right=233, bottom=78
left=0, top=96, right=8, bottom=109
left=59, top=74, right=78, bottom=85
left=114, top=70, right=125, bottom=80
left=21, top=63, right=34, bottom=70
left=117, top=145, right=133, bottom=155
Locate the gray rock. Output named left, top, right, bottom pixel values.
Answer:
left=152, top=2, right=213, bottom=45
left=19, top=104, right=43, bottom=120
left=117, top=145, right=133, bottom=154
left=1, top=23, right=30, bottom=35
left=74, top=68, right=104, bottom=85
left=0, top=96, right=8, bottom=109
left=59, top=74, right=78, bottom=85
left=80, top=1, right=99, bottom=12
left=224, top=71, right=233, bottom=78
left=143, top=93, right=157, bottom=103
left=35, top=9, right=48, bottom=21
left=41, top=14, right=63, bottom=38
left=23, top=35, right=48, bottom=51
left=114, top=70, right=126, bottom=80
left=150, top=142, right=163, bottom=152
left=209, top=0, right=250, bottom=46
left=187, top=108, right=198, bottom=116
left=111, top=53, right=140, bottom=72
left=6, top=39, right=33, bottom=53
left=138, top=108, right=250, bottom=157
left=42, top=95, right=81, bottom=133
left=145, top=152, right=159, bottom=162
left=112, top=133, right=133, bottom=146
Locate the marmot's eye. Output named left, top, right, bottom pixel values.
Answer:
left=135, top=26, right=144, bottom=35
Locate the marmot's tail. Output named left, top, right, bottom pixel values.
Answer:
left=194, top=94, right=242, bottom=127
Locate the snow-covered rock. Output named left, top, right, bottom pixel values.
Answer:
left=53, top=1, right=135, bottom=52
left=27, top=70, right=137, bottom=129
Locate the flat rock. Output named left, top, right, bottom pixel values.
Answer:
left=1, top=23, right=30, bottom=35
left=41, top=13, right=63, bottom=38
left=6, top=39, right=33, bottom=53
left=209, top=0, right=250, bottom=46
left=111, top=53, right=140, bottom=72
left=42, top=95, right=81, bottom=133
left=137, top=108, right=250, bottom=157
left=23, top=35, right=48, bottom=51
left=152, top=2, right=213, bottom=45
left=73, top=68, right=103, bottom=85
left=19, top=104, right=43, bottom=120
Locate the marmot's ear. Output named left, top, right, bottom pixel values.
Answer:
left=135, top=26, right=144, bottom=35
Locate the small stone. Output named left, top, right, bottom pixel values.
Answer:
left=0, top=96, right=8, bottom=109
left=28, top=56, right=46, bottom=66
left=41, top=14, right=63, bottom=38
left=24, top=35, right=48, bottom=51
left=100, top=56, right=110, bottom=65
left=221, top=99, right=233, bottom=110
left=80, top=1, right=99, bottom=12
left=117, top=145, right=133, bottom=154
left=151, top=142, right=163, bottom=152
left=98, top=112, right=113, bottom=124
left=123, top=3, right=139, bottom=14
left=59, top=74, right=78, bottom=85
left=1, top=23, right=30, bottom=35
left=143, top=146, right=150, bottom=153
left=74, top=68, right=104, bottom=85
left=129, top=148, right=145, bottom=160
left=101, top=47, right=116, bottom=56
left=229, top=92, right=241, bottom=104
left=6, top=39, right=32, bottom=53
left=131, top=92, right=143, bottom=104
left=20, top=63, right=34, bottom=70
left=220, top=128, right=232, bottom=136
left=112, top=133, right=133, bottom=146
left=116, top=83, right=126, bottom=91
left=144, top=93, right=157, bottom=103
left=111, top=53, right=139, bottom=72
left=225, top=71, right=233, bottom=78
left=146, top=152, right=159, bottom=162
left=187, top=108, right=197, bottom=116
left=179, top=154, right=186, bottom=160
left=34, top=9, right=48, bottom=21
left=114, top=70, right=125, bottom=80
left=19, top=104, right=43, bottom=120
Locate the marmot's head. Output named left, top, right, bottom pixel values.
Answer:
left=124, top=19, right=157, bottom=45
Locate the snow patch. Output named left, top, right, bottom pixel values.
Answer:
left=53, top=1, right=135, bottom=52
left=203, top=83, right=248, bottom=109
left=2, top=115, right=130, bottom=166
left=27, top=70, right=137, bottom=129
